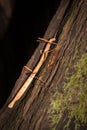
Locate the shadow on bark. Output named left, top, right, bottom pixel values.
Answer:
left=0, top=0, right=87, bottom=130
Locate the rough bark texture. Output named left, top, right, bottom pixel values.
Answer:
left=0, top=0, right=87, bottom=130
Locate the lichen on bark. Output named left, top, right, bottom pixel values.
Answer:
left=49, top=53, right=87, bottom=130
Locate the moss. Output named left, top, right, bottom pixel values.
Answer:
left=49, top=53, right=87, bottom=130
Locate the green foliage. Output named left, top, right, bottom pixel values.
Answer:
left=49, top=53, right=87, bottom=130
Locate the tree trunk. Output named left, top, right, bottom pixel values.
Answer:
left=0, top=0, right=87, bottom=130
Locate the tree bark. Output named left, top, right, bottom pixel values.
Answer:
left=0, top=0, right=87, bottom=130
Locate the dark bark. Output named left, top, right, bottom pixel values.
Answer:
left=0, top=0, right=87, bottom=130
